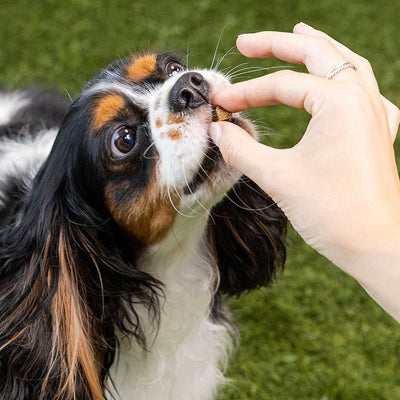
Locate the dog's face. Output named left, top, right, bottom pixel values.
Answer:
left=67, top=52, right=255, bottom=247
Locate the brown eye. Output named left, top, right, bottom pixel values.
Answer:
left=111, top=126, right=137, bottom=158
left=166, top=62, right=184, bottom=77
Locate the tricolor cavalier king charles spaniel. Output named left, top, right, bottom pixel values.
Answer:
left=0, top=53, right=287, bottom=400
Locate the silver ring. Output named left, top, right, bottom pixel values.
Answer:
left=325, top=61, right=357, bottom=80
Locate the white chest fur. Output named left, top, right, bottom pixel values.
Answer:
left=108, top=218, right=233, bottom=400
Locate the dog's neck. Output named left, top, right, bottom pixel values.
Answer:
left=108, top=214, right=232, bottom=400
left=138, top=213, right=217, bottom=338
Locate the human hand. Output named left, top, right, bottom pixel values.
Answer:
left=210, top=24, right=400, bottom=295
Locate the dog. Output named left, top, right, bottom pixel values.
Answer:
left=0, top=53, right=287, bottom=400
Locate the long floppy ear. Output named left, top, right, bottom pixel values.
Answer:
left=208, top=176, right=287, bottom=296
left=0, top=114, right=161, bottom=400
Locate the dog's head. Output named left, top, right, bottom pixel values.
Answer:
left=55, top=52, right=287, bottom=289
left=0, top=53, right=286, bottom=399
left=83, top=52, right=248, bottom=246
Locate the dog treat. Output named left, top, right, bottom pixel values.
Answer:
left=213, top=105, right=232, bottom=122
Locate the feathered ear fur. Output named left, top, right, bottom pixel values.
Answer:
left=208, top=176, right=287, bottom=296
left=0, top=111, right=161, bottom=400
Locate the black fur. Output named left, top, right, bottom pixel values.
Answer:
left=0, top=174, right=29, bottom=225
left=0, top=93, right=161, bottom=400
left=209, top=176, right=287, bottom=295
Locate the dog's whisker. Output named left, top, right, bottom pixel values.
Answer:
left=214, top=45, right=237, bottom=71
left=210, top=24, right=229, bottom=70
left=227, top=65, right=290, bottom=79
left=185, top=38, right=191, bottom=69
left=225, top=65, right=275, bottom=79
left=166, top=163, right=194, bottom=218
left=143, top=138, right=162, bottom=160
left=166, top=183, right=193, bottom=219
left=229, top=65, right=294, bottom=79
left=63, top=89, right=73, bottom=102
left=237, top=176, right=274, bottom=203
left=224, top=191, right=274, bottom=215
left=229, top=184, right=275, bottom=213
left=188, top=149, right=220, bottom=224
left=222, top=62, right=249, bottom=76
left=182, top=159, right=215, bottom=223
left=172, top=172, right=202, bottom=217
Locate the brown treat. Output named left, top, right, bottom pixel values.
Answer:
left=213, top=105, right=232, bottom=122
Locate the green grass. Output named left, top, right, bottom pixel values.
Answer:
left=1, top=0, right=400, bottom=398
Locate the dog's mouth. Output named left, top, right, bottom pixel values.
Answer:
left=183, top=106, right=245, bottom=195
left=183, top=138, right=222, bottom=195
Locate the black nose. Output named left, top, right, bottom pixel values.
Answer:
left=168, top=72, right=210, bottom=112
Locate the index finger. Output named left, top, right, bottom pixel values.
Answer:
left=213, top=69, right=329, bottom=114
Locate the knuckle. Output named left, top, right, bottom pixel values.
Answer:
left=396, top=107, right=400, bottom=125
left=358, top=56, right=372, bottom=70
left=330, top=81, right=370, bottom=109
left=274, top=69, right=295, bottom=79
left=314, top=36, right=332, bottom=50
left=344, top=81, right=369, bottom=101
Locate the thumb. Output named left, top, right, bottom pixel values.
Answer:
left=209, top=121, right=285, bottom=188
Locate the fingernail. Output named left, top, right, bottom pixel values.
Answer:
left=298, top=21, right=314, bottom=29
left=209, top=122, right=222, bottom=146
left=237, top=33, right=254, bottom=38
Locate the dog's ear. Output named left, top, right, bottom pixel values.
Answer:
left=0, top=113, right=161, bottom=399
left=208, top=176, right=287, bottom=296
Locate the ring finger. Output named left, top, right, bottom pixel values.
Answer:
left=293, top=22, right=379, bottom=91
left=292, top=23, right=400, bottom=142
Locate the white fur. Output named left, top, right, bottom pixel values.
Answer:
left=108, top=215, right=234, bottom=400
left=148, top=69, right=234, bottom=189
left=0, top=130, right=56, bottom=208
left=0, top=91, right=30, bottom=125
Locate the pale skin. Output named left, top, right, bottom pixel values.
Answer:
left=210, top=23, right=400, bottom=322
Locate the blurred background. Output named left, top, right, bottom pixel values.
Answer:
left=1, top=0, right=399, bottom=398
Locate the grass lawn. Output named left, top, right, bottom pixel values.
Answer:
left=1, top=0, right=400, bottom=398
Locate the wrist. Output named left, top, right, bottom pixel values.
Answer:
left=332, top=223, right=400, bottom=273
left=330, top=223, right=400, bottom=321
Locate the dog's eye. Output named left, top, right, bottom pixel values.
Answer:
left=111, top=126, right=137, bottom=158
left=166, top=62, right=183, bottom=77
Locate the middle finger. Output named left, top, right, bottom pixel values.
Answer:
left=236, top=31, right=359, bottom=81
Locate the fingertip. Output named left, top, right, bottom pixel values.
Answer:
left=236, top=35, right=253, bottom=57
left=236, top=31, right=270, bottom=57
left=211, top=91, right=232, bottom=113
left=217, top=120, right=258, bottom=145
left=210, top=119, right=250, bottom=145
left=218, top=119, right=247, bottom=131
left=293, top=23, right=302, bottom=33
left=209, top=122, right=222, bottom=146
left=293, top=22, right=315, bottom=34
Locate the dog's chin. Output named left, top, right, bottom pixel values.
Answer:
left=183, top=113, right=256, bottom=206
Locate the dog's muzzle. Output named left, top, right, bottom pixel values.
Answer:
left=168, top=72, right=210, bottom=112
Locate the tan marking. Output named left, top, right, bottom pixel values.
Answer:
left=106, top=168, right=180, bottom=246
left=45, top=227, right=104, bottom=400
left=156, top=117, right=163, bottom=128
left=166, top=129, right=182, bottom=141
left=166, top=112, right=185, bottom=125
left=128, top=54, right=157, bottom=82
left=93, top=94, right=125, bottom=130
